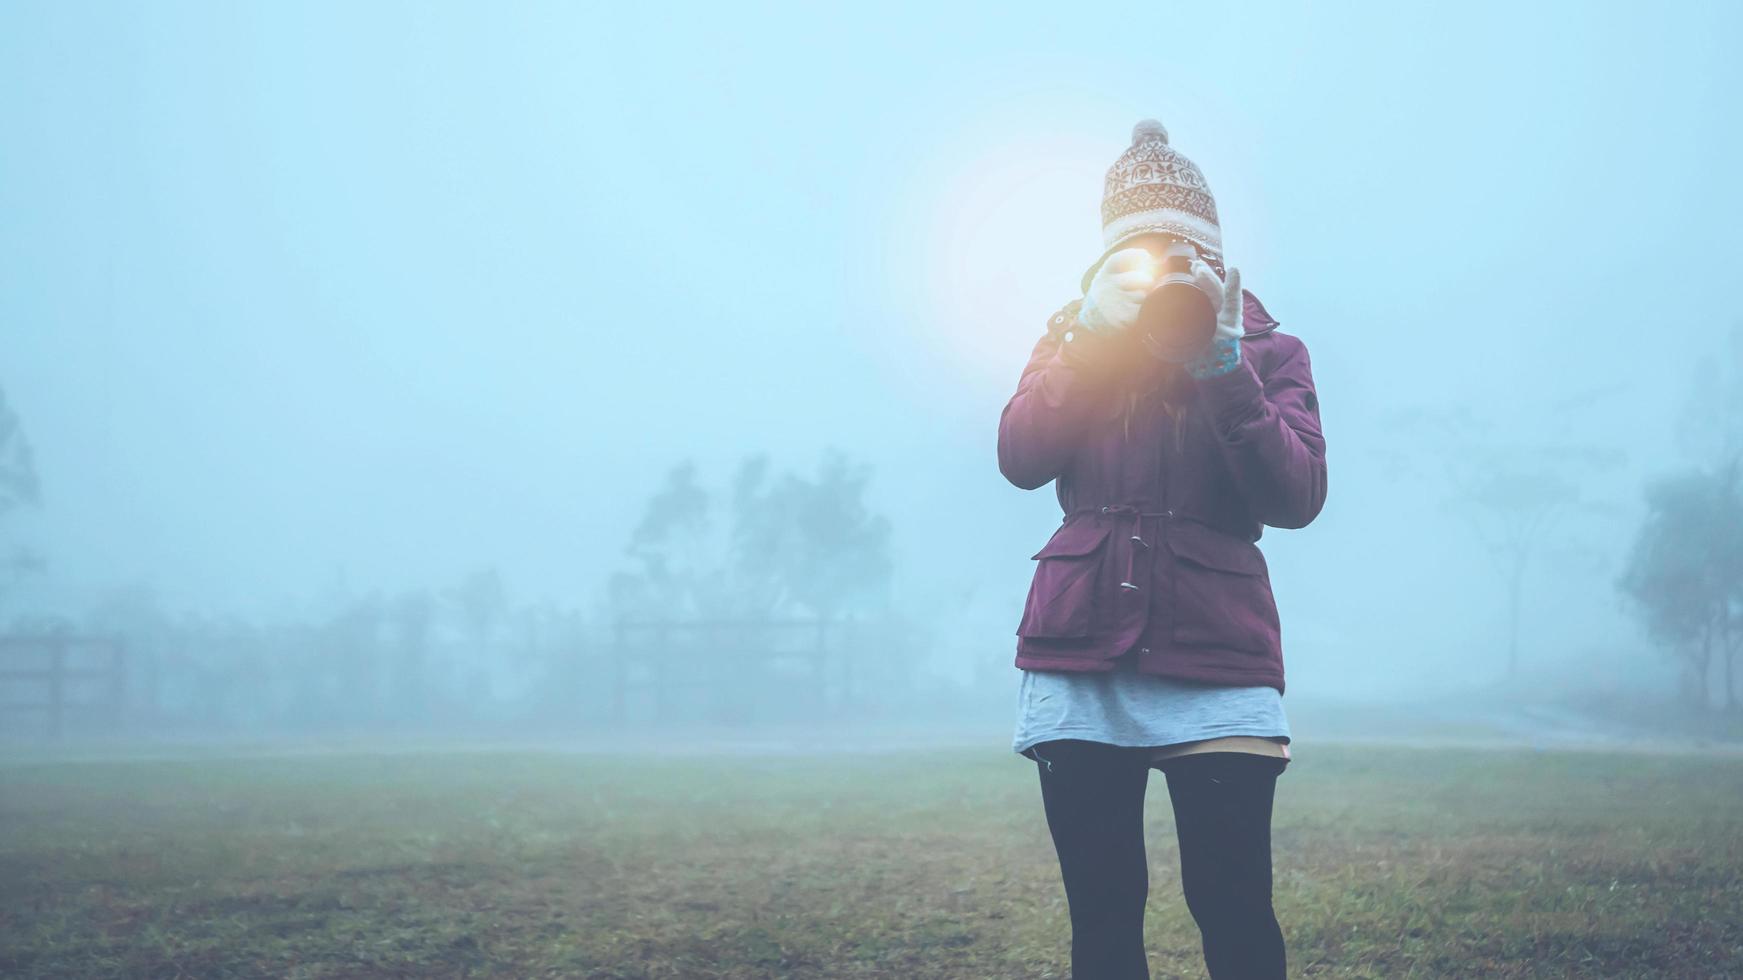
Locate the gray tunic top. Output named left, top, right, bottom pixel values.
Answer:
left=1012, top=656, right=1291, bottom=760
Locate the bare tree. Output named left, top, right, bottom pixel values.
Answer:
left=1380, top=406, right=1622, bottom=678
left=1451, top=446, right=1608, bottom=679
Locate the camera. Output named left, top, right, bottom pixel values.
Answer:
left=1134, top=240, right=1219, bottom=363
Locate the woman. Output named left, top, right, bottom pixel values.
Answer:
left=998, top=119, right=1327, bottom=980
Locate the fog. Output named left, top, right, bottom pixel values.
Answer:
left=3, top=0, right=1741, bottom=747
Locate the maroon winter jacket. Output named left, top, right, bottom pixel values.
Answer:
left=997, top=290, right=1327, bottom=694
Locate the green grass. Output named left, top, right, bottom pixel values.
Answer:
left=2, top=743, right=1741, bottom=978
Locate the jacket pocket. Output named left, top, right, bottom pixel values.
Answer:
left=1016, top=521, right=1113, bottom=638
left=1165, top=523, right=1279, bottom=653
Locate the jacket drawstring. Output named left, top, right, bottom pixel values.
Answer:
left=1096, top=503, right=1169, bottom=591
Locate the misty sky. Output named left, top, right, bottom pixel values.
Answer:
left=2, top=1, right=1738, bottom=696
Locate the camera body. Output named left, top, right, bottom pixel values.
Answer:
left=1134, top=240, right=1220, bottom=363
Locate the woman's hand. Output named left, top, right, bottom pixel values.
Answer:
left=1184, top=263, right=1244, bottom=379
left=1076, top=248, right=1154, bottom=335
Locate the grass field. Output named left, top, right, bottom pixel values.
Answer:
left=2, top=740, right=1741, bottom=978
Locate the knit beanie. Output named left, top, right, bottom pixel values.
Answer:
left=1080, top=119, right=1224, bottom=295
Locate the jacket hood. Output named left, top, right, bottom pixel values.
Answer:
left=1240, top=290, right=1281, bottom=338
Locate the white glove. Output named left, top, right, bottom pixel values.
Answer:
left=1207, top=263, right=1242, bottom=343
left=1075, top=248, right=1154, bottom=335
left=1182, top=263, right=1245, bottom=379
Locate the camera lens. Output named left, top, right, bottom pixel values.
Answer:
left=1135, top=254, right=1218, bottom=362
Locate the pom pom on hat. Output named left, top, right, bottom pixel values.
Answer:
left=1131, top=118, right=1169, bottom=145
left=1101, top=118, right=1217, bottom=252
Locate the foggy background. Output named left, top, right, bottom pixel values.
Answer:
left=3, top=0, right=1741, bottom=746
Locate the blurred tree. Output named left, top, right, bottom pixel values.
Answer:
left=1616, top=462, right=1743, bottom=710
left=0, top=549, right=48, bottom=614
left=610, top=450, right=892, bottom=623
left=1674, top=322, right=1743, bottom=467
left=725, top=453, right=787, bottom=616
left=322, top=592, right=387, bottom=724
left=1380, top=406, right=1622, bottom=679
left=84, top=584, right=172, bottom=722
left=759, top=449, right=893, bottom=622
left=0, top=387, right=39, bottom=519
left=1451, top=445, right=1605, bottom=680
left=613, top=459, right=714, bottom=620
left=1626, top=322, right=1743, bottom=710
left=0, top=386, right=45, bottom=610
left=448, top=566, right=507, bottom=650
left=445, top=567, right=508, bottom=703
left=390, top=589, right=436, bottom=722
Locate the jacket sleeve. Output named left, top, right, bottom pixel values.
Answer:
left=1190, top=333, right=1328, bottom=529
left=997, top=305, right=1119, bottom=491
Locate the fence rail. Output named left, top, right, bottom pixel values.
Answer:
left=608, top=616, right=878, bottom=723
left=0, top=633, right=127, bottom=737
left=0, top=616, right=919, bottom=735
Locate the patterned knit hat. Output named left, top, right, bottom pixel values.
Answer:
left=1080, top=119, right=1223, bottom=294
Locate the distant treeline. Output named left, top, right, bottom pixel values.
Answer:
left=0, top=447, right=970, bottom=738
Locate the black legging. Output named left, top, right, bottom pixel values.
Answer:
left=1027, top=738, right=1288, bottom=980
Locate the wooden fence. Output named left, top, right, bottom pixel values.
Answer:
left=0, top=633, right=127, bottom=737
left=607, top=616, right=873, bottom=722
